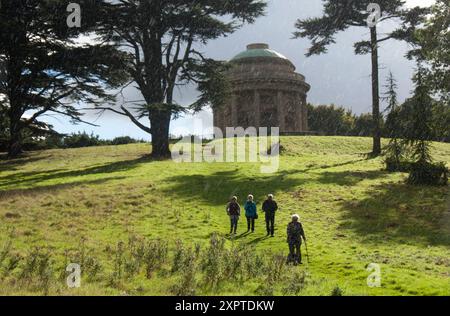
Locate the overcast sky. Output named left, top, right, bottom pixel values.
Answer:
left=44, top=0, right=435, bottom=140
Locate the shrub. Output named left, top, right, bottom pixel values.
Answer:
left=144, top=239, right=168, bottom=279
left=63, top=132, right=106, bottom=148
left=331, top=286, right=344, bottom=296
left=171, top=240, right=186, bottom=273
left=201, top=233, right=226, bottom=289
left=407, top=161, right=448, bottom=186
left=385, top=157, right=412, bottom=173
left=109, top=241, right=125, bottom=286
left=256, top=252, right=286, bottom=296
left=282, top=269, right=308, bottom=295
left=19, top=247, right=54, bottom=295
left=171, top=250, right=198, bottom=296
left=111, top=136, right=144, bottom=145
left=64, top=239, right=103, bottom=282
left=0, top=240, right=12, bottom=268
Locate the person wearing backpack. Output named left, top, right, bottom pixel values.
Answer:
left=244, top=194, right=258, bottom=233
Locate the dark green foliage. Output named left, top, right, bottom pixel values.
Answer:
left=0, top=0, right=129, bottom=158
left=307, top=104, right=354, bottom=136
left=383, top=67, right=449, bottom=185
left=293, top=0, right=426, bottom=156
left=294, top=1, right=409, bottom=57
left=0, top=117, right=61, bottom=152
left=431, top=102, right=450, bottom=143
left=412, top=0, right=450, bottom=104
left=385, top=157, right=412, bottom=173
left=25, top=132, right=147, bottom=150
left=353, top=113, right=375, bottom=137
left=63, top=132, right=104, bottom=149
left=111, top=136, right=144, bottom=146
left=95, top=0, right=267, bottom=158
left=0, top=111, right=7, bottom=150
left=383, top=72, right=409, bottom=171
left=307, top=103, right=379, bottom=137
left=331, top=285, right=344, bottom=296
left=402, top=68, right=435, bottom=164
left=384, top=100, right=450, bottom=144
left=407, top=161, right=448, bottom=186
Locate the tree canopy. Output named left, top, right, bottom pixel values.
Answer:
left=413, top=0, right=449, bottom=104
left=0, top=0, right=129, bottom=157
left=293, top=0, right=429, bottom=156
left=93, top=0, right=267, bottom=158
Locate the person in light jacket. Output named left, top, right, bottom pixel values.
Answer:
left=244, top=194, right=257, bottom=233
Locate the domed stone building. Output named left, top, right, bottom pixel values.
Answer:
left=213, top=43, right=311, bottom=135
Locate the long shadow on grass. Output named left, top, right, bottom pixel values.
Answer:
left=0, top=155, right=152, bottom=189
left=162, top=170, right=307, bottom=206
left=336, top=182, right=450, bottom=246
left=0, top=176, right=127, bottom=199
left=0, top=154, right=50, bottom=172
left=316, top=170, right=390, bottom=186
left=300, top=157, right=374, bottom=173
left=163, top=168, right=389, bottom=205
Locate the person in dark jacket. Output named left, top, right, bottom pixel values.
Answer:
left=244, top=194, right=257, bottom=232
left=262, top=194, right=278, bottom=237
left=286, top=214, right=306, bottom=265
left=226, top=196, right=241, bottom=235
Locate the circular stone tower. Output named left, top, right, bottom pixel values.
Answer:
left=213, top=43, right=311, bottom=135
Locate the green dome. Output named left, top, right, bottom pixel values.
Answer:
left=231, top=43, right=288, bottom=61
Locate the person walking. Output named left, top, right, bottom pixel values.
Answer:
left=244, top=194, right=257, bottom=233
left=286, top=214, right=306, bottom=265
left=262, top=194, right=278, bottom=237
left=226, top=196, right=241, bottom=235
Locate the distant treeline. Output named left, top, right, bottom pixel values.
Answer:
left=0, top=131, right=147, bottom=152
left=1, top=101, right=449, bottom=153
left=307, top=103, right=450, bottom=143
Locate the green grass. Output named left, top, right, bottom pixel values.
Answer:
left=0, top=136, right=449, bottom=296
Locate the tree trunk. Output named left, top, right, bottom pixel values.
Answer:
left=150, top=109, right=171, bottom=159
left=370, top=26, right=382, bottom=156
left=7, top=111, right=23, bottom=158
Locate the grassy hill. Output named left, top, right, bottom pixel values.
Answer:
left=0, top=136, right=449, bottom=296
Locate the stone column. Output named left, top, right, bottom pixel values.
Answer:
left=297, top=93, right=303, bottom=132
left=217, top=107, right=225, bottom=134
left=231, top=93, right=238, bottom=127
left=302, top=95, right=308, bottom=131
left=277, top=90, right=285, bottom=132
left=214, top=107, right=222, bottom=131
left=254, top=90, right=260, bottom=128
